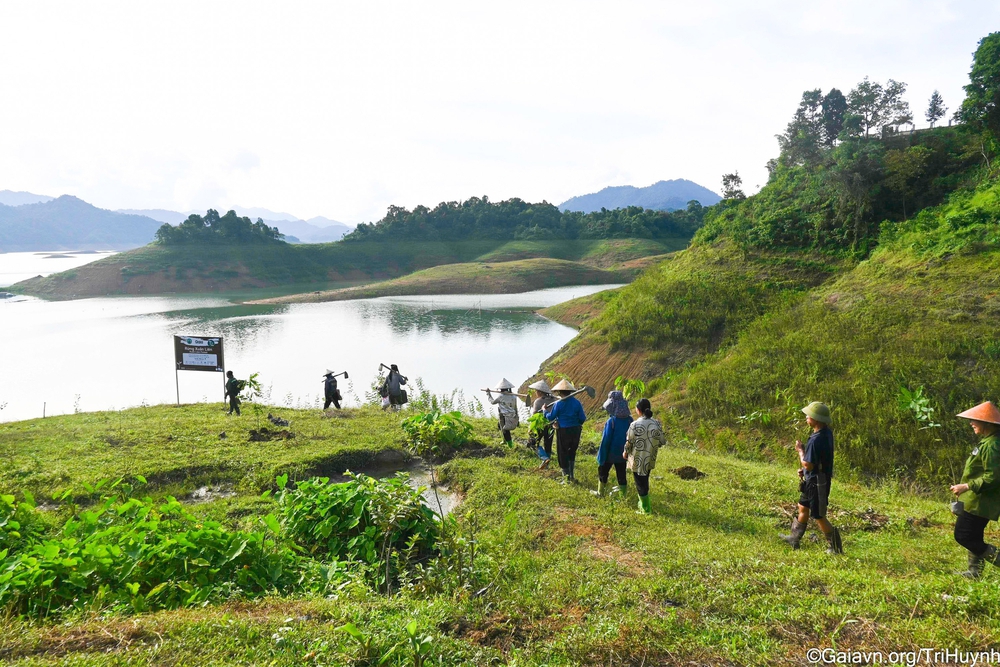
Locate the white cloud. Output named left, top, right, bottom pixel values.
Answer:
left=0, top=0, right=995, bottom=222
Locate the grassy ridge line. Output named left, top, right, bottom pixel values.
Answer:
left=248, top=258, right=633, bottom=304
left=2, top=404, right=998, bottom=664
left=11, top=238, right=681, bottom=299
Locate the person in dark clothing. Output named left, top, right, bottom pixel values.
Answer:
left=950, top=401, right=1000, bottom=579
left=381, top=364, right=408, bottom=411
left=323, top=370, right=342, bottom=410
left=592, top=390, right=632, bottom=498
left=780, top=401, right=843, bottom=554
left=224, top=370, right=242, bottom=416
left=544, top=379, right=586, bottom=484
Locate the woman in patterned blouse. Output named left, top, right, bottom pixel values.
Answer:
left=624, top=398, right=666, bottom=515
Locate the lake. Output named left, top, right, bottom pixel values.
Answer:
left=0, top=285, right=619, bottom=423
left=0, top=250, right=118, bottom=287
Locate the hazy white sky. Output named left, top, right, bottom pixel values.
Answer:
left=0, top=1, right=996, bottom=223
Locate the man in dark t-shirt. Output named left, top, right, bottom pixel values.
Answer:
left=225, top=371, right=242, bottom=416
left=780, top=401, right=843, bottom=554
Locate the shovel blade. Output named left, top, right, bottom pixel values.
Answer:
left=584, top=385, right=596, bottom=399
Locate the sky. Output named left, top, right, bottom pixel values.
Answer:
left=0, top=1, right=997, bottom=224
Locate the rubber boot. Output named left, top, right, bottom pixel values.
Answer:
left=590, top=481, right=606, bottom=497
left=636, top=495, right=651, bottom=515
left=568, top=459, right=577, bottom=483
left=780, top=519, right=807, bottom=549
left=559, top=470, right=569, bottom=485
left=825, top=527, right=844, bottom=555
left=961, top=551, right=985, bottom=579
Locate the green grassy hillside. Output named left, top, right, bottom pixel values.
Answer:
left=1, top=404, right=997, bottom=665
left=11, top=238, right=684, bottom=299
left=535, top=149, right=1000, bottom=484
left=251, top=257, right=636, bottom=304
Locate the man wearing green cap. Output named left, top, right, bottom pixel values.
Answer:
left=780, top=401, right=843, bottom=554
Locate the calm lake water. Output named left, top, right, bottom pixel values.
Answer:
left=1, top=284, right=619, bottom=423
left=0, top=250, right=117, bottom=287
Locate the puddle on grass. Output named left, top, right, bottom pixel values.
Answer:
left=331, top=461, right=460, bottom=517
left=188, top=485, right=237, bottom=504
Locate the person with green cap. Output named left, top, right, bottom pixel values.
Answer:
left=780, top=401, right=843, bottom=554
left=623, top=398, right=666, bottom=514
left=950, top=401, right=1000, bottom=579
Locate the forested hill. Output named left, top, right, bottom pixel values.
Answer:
left=343, top=196, right=707, bottom=242
left=559, top=178, right=721, bottom=213
left=537, top=31, right=1000, bottom=485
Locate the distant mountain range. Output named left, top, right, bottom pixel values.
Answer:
left=0, top=190, right=54, bottom=207
left=0, top=196, right=163, bottom=252
left=0, top=195, right=354, bottom=252
left=559, top=179, right=721, bottom=214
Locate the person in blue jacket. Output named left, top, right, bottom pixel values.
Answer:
left=544, top=379, right=587, bottom=484
left=591, top=390, right=632, bottom=498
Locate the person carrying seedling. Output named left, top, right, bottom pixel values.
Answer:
left=623, top=398, right=665, bottom=514
left=527, top=380, right=556, bottom=468
left=950, top=401, right=1000, bottom=579
left=592, top=390, right=632, bottom=498
left=544, top=379, right=587, bottom=484
left=224, top=370, right=242, bottom=416
left=780, top=401, right=843, bottom=554
left=323, top=370, right=345, bottom=410
left=486, top=378, right=520, bottom=446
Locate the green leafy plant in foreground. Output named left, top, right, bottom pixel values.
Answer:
left=614, top=375, right=646, bottom=403
left=898, top=385, right=941, bottom=430
left=526, top=411, right=549, bottom=440
left=400, top=410, right=473, bottom=459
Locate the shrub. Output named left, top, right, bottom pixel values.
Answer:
left=400, top=411, right=473, bottom=459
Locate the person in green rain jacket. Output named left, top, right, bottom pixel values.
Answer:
left=950, top=401, right=1000, bottom=579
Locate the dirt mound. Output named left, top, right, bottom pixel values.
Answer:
left=673, top=465, right=706, bottom=480
left=248, top=427, right=295, bottom=442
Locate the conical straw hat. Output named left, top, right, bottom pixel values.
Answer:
left=551, top=379, right=575, bottom=392
left=528, top=380, right=552, bottom=393
left=496, top=378, right=515, bottom=390
left=957, top=401, right=1000, bottom=425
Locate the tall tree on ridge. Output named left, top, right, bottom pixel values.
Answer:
left=821, top=88, right=848, bottom=146
left=721, top=172, right=746, bottom=201
left=926, top=90, right=948, bottom=127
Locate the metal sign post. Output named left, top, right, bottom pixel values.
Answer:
left=173, top=335, right=225, bottom=404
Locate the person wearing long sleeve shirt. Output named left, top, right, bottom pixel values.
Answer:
left=544, top=380, right=587, bottom=484
left=951, top=401, right=1000, bottom=579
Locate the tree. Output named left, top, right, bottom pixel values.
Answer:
left=884, top=145, right=932, bottom=218
left=821, top=88, right=848, bottom=146
left=847, top=77, right=911, bottom=137
left=959, top=32, right=1000, bottom=140
left=926, top=90, right=948, bottom=127
left=721, top=172, right=746, bottom=200
left=827, top=141, right=885, bottom=249
left=777, top=89, right=824, bottom=166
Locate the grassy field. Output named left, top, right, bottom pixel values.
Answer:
left=11, top=238, right=683, bottom=299
left=250, top=258, right=633, bottom=304
left=1, top=403, right=998, bottom=665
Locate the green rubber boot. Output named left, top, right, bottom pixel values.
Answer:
left=636, top=495, right=651, bottom=515
left=590, top=481, right=606, bottom=497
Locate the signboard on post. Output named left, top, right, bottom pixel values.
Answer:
left=174, top=336, right=225, bottom=372
left=173, top=336, right=225, bottom=404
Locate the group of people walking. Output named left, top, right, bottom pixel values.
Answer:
left=487, top=378, right=666, bottom=515
left=225, top=365, right=1000, bottom=575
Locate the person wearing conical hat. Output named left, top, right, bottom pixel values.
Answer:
left=951, top=401, right=1000, bottom=579
left=592, top=390, right=632, bottom=498
left=779, top=402, right=843, bottom=554
left=544, top=379, right=587, bottom=484
left=527, top=380, right=556, bottom=468
left=486, top=378, right=520, bottom=446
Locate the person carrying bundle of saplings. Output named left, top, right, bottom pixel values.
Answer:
left=623, top=398, right=666, bottom=514
left=779, top=401, right=843, bottom=554
left=486, top=378, right=520, bottom=446
left=544, top=379, right=587, bottom=484
left=527, top=380, right=556, bottom=468
left=591, top=390, right=632, bottom=498
left=950, top=401, right=1000, bottom=579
